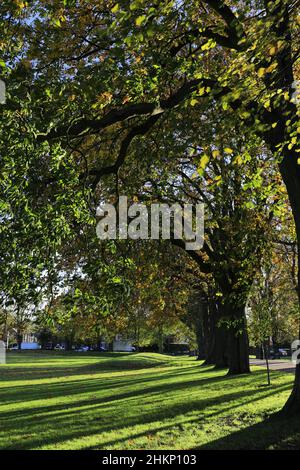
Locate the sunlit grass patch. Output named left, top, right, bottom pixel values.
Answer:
left=0, top=352, right=297, bottom=450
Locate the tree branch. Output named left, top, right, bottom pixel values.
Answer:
left=39, top=79, right=213, bottom=142
left=88, top=114, right=162, bottom=189
left=170, top=26, right=242, bottom=56
left=202, top=0, right=246, bottom=45
left=203, top=0, right=240, bottom=29
left=170, top=238, right=211, bottom=274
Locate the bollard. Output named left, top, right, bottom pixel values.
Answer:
left=0, top=341, right=6, bottom=364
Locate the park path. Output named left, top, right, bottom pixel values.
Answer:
left=250, top=359, right=295, bottom=373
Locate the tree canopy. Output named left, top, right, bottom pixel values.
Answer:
left=1, top=0, right=300, bottom=414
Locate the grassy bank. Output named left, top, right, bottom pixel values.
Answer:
left=0, top=352, right=298, bottom=450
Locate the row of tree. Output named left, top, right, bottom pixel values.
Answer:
left=0, top=0, right=300, bottom=414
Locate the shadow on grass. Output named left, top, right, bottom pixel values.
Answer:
left=0, top=353, right=295, bottom=450
left=0, top=372, right=292, bottom=450
left=0, top=368, right=251, bottom=415
left=195, top=413, right=300, bottom=450
left=0, top=366, right=270, bottom=407
left=1, top=383, right=290, bottom=450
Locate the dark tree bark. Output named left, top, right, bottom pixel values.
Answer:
left=226, top=305, right=250, bottom=375
left=282, top=363, right=300, bottom=414
left=203, top=300, right=228, bottom=368
left=64, top=338, right=72, bottom=351
left=195, top=302, right=207, bottom=360
left=64, top=329, right=75, bottom=351
left=276, top=150, right=300, bottom=413
left=202, top=288, right=250, bottom=374
left=254, top=2, right=300, bottom=411
left=158, top=324, right=164, bottom=354
left=214, top=322, right=229, bottom=369
left=184, top=292, right=211, bottom=361
left=195, top=320, right=205, bottom=360
left=16, top=332, right=22, bottom=350
left=261, top=6, right=300, bottom=409
left=214, top=293, right=250, bottom=375
left=193, top=298, right=207, bottom=360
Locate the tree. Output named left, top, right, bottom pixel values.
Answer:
left=1, top=0, right=300, bottom=408
left=122, top=100, right=282, bottom=373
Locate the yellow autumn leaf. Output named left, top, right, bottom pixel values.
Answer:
left=200, top=154, right=210, bottom=168
left=15, top=0, right=27, bottom=8
left=224, top=147, right=233, bottom=154
left=198, top=154, right=210, bottom=175
left=266, top=63, right=277, bottom=73
left=214, top=175, right=222, bottom=185
left=258, top=67, right=266, bottom=78
left=234, top=155, right=243, bottom=165
left=212, top=150, right=220, bottom=158
left=111, top=3, right=119, bottom=13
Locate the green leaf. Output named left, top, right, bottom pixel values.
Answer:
left=136, top=15, right=146, bottom=26
left=111, top=3, right=119, bottom=13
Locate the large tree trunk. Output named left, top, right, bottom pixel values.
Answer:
left=195, top=320, right=205, bottom=360
left=214, top=323, right=229, bottom=369
left=193, top=299, right=207, bottom=360
left=260, top=1, right=300, bottom=413
left=16, top=332, right=22, bottom=350
left=158, top=324, right=164, bottom=354
left=204, top=296, right=250, bottom=374
left=196, top=302, right=206, bottom=360
left=282, top=363, right=300, bottom=414
left=185, top=292, right=212, bottom=361
left=227, top=305, right=250, bottom=375
left=203, top=300, right=228, bottom=368
left=221, top=299, right=250, bottom=375
left=277, top=149, right=300, bottom=413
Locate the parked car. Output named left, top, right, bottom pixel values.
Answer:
left=269, top=349, right=279, bottom=359
left=54, top=344, right=65, bottom=351
left=269, top=348, right=290, bottom=359
left=278, top=348, right=290, bottom=357
left=9, top=342, right=41, bottom=350
left=75, top=346, right=89, bottom=352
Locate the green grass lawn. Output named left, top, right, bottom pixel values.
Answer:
left=0, top=351, right=300, bottom=450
